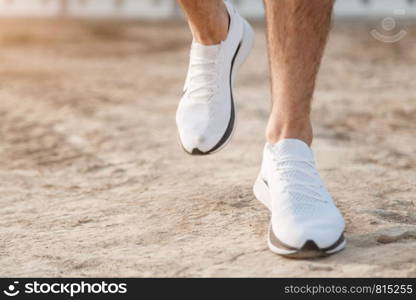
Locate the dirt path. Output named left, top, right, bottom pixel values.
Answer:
left=0, top=19, right=415, bottom=277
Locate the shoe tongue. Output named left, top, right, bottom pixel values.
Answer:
left=267, top=139, right=313, bottom=160
left=191, top=42, right=220, bottom=59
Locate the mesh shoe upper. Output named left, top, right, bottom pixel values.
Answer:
left=261, top=139, right=345, bottom=249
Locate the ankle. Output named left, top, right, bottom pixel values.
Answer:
left=266, top=119, right=313, bottom=146
left=191, top=11, right=229, bottom=45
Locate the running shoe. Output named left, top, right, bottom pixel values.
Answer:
left=176, top=1, right=254, bottom=155
left=253, top=139, right=346, bottom=258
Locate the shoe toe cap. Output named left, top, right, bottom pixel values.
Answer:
left=179, top=130, right=215, bottom=154
left=272, top=214, right=345, bottom=250
left=177, top=116, right=229, bottom=154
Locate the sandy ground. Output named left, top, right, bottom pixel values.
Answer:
left=0, top=19, right=415, bottom=277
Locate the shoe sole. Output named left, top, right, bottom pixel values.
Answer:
left=253, top=173, right=346, bottom=259
left=182, top=20, right=255, bottom=156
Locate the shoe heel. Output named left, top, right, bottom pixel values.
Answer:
left=253, top=174, right=271, bottom=211
left=233, top=20, right=255, bottom=79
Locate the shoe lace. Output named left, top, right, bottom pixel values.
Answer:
left=186, top=52, right=220, bottom=102
left=271, top=156, right=328, bottom=204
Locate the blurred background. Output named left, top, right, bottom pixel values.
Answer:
left=1, top=0, right=416, bottom=18
left=0, top=0, right=415, bottom=277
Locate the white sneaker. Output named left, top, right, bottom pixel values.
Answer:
left=176, top=0, right=254, bottom=155
left=253, top=139, right=346, bottom=258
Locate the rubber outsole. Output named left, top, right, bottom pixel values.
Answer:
left=268, top=225, right=346, bottom=259
left=253, top=173, right=346, bottom=259
left=181, top=20, right=255, bottom=156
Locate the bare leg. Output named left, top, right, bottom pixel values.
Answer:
left=177, top=0, right=229, bottom=45
left=263, top=0, right=334, bottom=145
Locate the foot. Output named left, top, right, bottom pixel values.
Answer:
left=253, top=139, right=346, bottom=258
left=176, top=1, right=254, bottom=155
